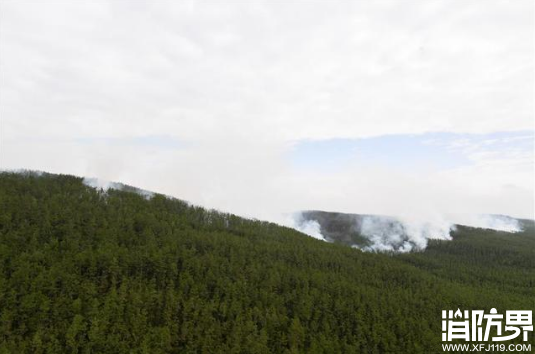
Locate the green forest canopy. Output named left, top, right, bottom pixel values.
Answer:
left=0, top=172, right=533, bottom=353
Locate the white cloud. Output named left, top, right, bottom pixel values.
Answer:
left=0, top=1, right=533, bottom=223
left=2, top=1, right=533, bottom=141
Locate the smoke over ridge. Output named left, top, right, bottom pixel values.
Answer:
left=83, top=177, right=155, bottom=199
left=293, top=211, right=523, bottom=252
left=83, top=176, right=526, bottom=252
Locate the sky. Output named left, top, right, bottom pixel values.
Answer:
left=1, top=1, right=534, bottom=224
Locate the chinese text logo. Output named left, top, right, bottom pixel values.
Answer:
left=442, top=308, right=532, bottom=342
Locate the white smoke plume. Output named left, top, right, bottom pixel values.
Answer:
left=292, top=212, right=524, bottom=252
left=358, top=215, right=453, bottom=252
left=83, top=177, right=122, bottom=191
left=452, top=214, right=521, bottom=233
left=9, top=170, right=526, bottom=251
left=294, top=220, right=326, bottom=241
left=284, top=213, right=327, bottom=241
left=83, top=177, right=155, bottom=199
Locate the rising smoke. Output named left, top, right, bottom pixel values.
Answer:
left=290, top=214, right=326, bottom=241
left=19, top=172, right=527, bottom=253
left=292, top=211, right=524, bottom=253
left=83, top=176, right=526, bottom=252
left=83, top=177, right=155, bottom=199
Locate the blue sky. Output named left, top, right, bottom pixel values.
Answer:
left=288, top=131, right=534, bottom=173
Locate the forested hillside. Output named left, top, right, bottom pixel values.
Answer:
left=0, top=172, right=533, bottom=353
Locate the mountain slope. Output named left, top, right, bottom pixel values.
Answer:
left=0, top=172, right=533, bottom=353
left=299, top=210, right=532, bottom=250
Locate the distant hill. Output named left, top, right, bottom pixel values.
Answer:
left=298, top=210, right=534, bottom=251
left=0, top=171, right=533, bottom=353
